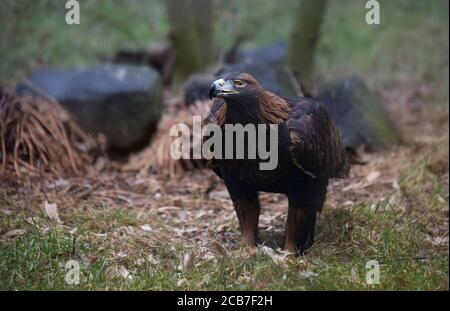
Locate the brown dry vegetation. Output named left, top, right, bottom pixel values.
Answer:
left=0, top=88, right=97, bottom=181
left=0, top=79, right=448, bottom=289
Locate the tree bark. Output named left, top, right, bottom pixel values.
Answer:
left=191, top=0, right=214, bottom=65
left=166, top=0, right=203, bottom=85
left=288, top=0, right=328, bottom=97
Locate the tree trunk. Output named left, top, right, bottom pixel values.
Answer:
left=192, top=0, right=214, bottom=65
left=166, top=0, right=202, bottom=85
left=288, top=0, right=328, bottom=97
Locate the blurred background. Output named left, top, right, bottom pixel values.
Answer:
left=1, top=0, right=448, bottom=94
left=1, top=0, right=448, bottom=157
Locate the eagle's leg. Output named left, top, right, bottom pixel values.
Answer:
left=232, top=194, right=260, bottom=247
left=284, top=196, right=317, bottom=255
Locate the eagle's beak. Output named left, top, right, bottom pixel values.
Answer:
left=209, top=78, right=239, bottom=99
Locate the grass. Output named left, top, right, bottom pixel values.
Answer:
left=1, top=137, right=448, bottom=290
left=0, top=174, right=448, bottom=290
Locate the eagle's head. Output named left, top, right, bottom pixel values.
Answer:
left=208, top=72, right=291, bottom=125
left=208, top=72, right=262, bottom=101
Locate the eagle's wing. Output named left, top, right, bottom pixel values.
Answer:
left=203, top=98, right=225, bottom=126
left=202, top=98, right=226, bottom=179
left=285, top=97, right=349, bottom=179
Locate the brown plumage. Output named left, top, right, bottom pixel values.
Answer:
left=205, top=72, right=349, bottom=254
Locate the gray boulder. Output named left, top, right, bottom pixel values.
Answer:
left=17, top=64, right=162, bottom=151
left=316, top=76, right=401, bottom=151
left=184, top=73, right=216, bottom=106
left=218, top=42, right=296, bottom=97
left=184, top=43, right=297, bottom=106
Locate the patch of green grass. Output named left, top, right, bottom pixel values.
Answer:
left=400, top=137, right=449, bottom=214
left=1, top=194, right=447, bottom=290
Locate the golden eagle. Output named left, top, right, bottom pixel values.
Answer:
left=205, top=72, right=349, bottom=254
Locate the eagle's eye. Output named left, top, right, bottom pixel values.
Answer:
left=233, top=80, right=246, bottom=88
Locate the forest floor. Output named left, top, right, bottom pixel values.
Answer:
left=0, top=95, right=448, bottom=290
left=0, top=0, right=448, bottom=290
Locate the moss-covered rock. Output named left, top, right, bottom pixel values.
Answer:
left=316, top=76, right=401, bottom=151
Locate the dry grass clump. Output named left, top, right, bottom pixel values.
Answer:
left=0, top=87, right=97, bottom=179
left=124, top=100, right=211, bottom=178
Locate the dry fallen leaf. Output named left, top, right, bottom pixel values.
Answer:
left=260, top=246, right=287, bottom=267
left=343, top=181, right=364, bottom=192
left=366, top=171, right=381, bottom=183
left=42, top=200, right=61, bottom=222
left=428, top=236, right=449, bottom=247
left=177, top=278, right=188, bottom=287
left=107, top=265, right=133, bottom=280
left=118, top=265, right=133, bottom=280
left=140, top=224, right=152, bottom=232
left=299, top=270, right=318, bottom=278
left=115, top=251, right=128, bottom=259
left=2, top=229, right=26, bottom=239
left=181, top=252, right=195, bottom=271
left=210, top=240, right=229, bottom=256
